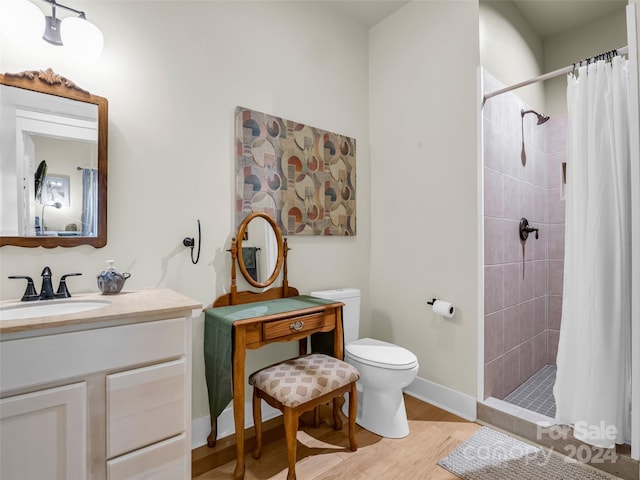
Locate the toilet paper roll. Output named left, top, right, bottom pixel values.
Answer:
left=433, top=300, right=455, bottom=318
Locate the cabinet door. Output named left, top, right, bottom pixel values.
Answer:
left=107, top=359, right=185, bottom=458
left=0, top=382, right=87, bottom=480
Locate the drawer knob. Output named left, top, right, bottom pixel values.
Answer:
left=289, top=321, right=305, bottom=331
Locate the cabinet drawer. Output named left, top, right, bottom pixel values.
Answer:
left=262, top=311, right=332, bottom=341
left=107, top=359, right=185, bottom=458
left=107, top=433, right=186, bottom=480
left=1, top=317, right=186, bottom=393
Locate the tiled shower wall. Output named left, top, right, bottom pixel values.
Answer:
left=482, top=70, right=566, bottom=400
left=545, top=116, right=567, bottom=366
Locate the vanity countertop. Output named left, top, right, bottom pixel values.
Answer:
left=0, top=288, right=202, bottom=336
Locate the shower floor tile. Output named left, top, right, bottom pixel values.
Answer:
left=504, top=364, right=557, bottom=417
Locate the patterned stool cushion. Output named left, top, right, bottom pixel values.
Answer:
left=249, top=354, right=360, bottom=408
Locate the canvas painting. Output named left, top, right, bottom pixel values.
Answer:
left=235, top=106, right=356, bottom=235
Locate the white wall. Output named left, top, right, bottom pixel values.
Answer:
left=0, top=1, right=372, bottom=423
left=479, top=1, right=544, bottom=111
left=544, top=7, right=628, bottom=116
left=480, top=2, right=627, bottom=118
left=369, top=1, right=480, bottom=397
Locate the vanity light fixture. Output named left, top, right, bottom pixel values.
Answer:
left=1, top=0, right=103, bottom=57
left=42, top=0, right=103, bottom=56
left=0, top=0, right=45, bottom=42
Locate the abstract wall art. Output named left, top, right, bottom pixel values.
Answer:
left=235, top=106, right=356, bottom=235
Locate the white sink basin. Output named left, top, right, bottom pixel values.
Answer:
left=0, top=299, right=111, bottom=321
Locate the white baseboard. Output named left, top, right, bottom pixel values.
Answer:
left=403, top=375, right=477, bottom=422
left=192, top=376, right=477, bottom=449
left=191, top=401, right=282, bottom=450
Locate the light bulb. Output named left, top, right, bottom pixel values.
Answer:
left=61, top=16, right=103, bottom=58
left=0, top=0, right=45, bottom=43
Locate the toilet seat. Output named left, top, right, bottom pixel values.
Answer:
left=345, top=337, right=418, bottom=370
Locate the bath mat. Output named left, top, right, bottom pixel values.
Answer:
left=438, top=427, right=611, bottom=479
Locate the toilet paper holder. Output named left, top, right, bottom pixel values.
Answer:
left=427, top=298, right=456, bottom=317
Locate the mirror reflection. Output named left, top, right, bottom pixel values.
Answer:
left=236, top=213, right=284, bottom=288
left=1, top=85, right=98, bottom=237
left=240, top=216, right=278, bottom=283
left=0, top=69, right=107, bottom=248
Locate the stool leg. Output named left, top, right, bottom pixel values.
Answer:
left=252, top=388, right=263, bottom=460
left=283, top=408, right=298, bottom=480
left=332, top=397, right=343, bottom=430
left=348, top=383, right=358, bottom=451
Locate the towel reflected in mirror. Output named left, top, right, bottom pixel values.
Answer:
left=242, top=247, right=260, bottom=281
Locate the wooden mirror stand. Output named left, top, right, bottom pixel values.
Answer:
left=213, top=212, right=299, bottom=307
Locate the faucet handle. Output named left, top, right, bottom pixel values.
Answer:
left=8, top=276, right=39, bottom=301
left=519, top=218, right=540, bottom=242
left=55, top=273, right=83, bottom=299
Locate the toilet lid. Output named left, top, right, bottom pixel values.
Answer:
left=345, top=337, right=418, bottom=370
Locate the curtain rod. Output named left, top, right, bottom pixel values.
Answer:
left=483, top=45, right=629, bottom=105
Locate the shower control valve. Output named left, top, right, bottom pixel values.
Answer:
left=519, top=217, right=539, bottom=241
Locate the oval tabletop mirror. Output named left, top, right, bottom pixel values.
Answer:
left=0, top=69, right=108, bottom=248
left=236, top=212, right=284, bottom=288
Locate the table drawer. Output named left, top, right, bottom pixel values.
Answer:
left=262, top=311, right=332, bottom=341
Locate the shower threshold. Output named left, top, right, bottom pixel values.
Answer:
left=481, top=396, right=555, bottom=426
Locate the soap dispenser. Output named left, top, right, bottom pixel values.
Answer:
left=97, top=260, right=131, bottom=294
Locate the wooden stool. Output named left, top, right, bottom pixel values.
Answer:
left=248, top=353, right=360, bottom=480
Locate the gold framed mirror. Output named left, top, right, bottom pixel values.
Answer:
left=236, top=212, right=284, bottom=288
left=0, top=68, right=108, bottom=248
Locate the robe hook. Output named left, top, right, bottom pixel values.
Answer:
left=183, top=219, right=202, bottom=264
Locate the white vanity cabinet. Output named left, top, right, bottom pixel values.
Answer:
left=0, top=289, right=199, bottom=480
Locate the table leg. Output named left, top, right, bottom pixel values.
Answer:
left=207, top=417, right=217, bottom=447
left=233, top=327, right=247, bottom=480
left=334, top=307, right=344, bottom=360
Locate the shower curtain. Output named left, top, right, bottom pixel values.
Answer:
left=554, top=56, right=631, bottom=448
left=81, top=168, right=98, bottom=236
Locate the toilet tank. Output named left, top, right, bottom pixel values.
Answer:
left=310, top=288, right=360, bottom=343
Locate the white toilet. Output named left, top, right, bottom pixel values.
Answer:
left=310, top=288, right=419, bottom=438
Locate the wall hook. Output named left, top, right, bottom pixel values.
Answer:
left=183, top=219, right=201, bottom=264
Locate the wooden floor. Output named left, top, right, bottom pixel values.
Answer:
left=193, top=394, right=480, bottom=479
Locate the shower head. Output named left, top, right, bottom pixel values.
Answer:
left=521, top=109, right=550, bottom=125
left=537, top=113, right=550, bottom=125
left=520, top=109, right=549, bottom=166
